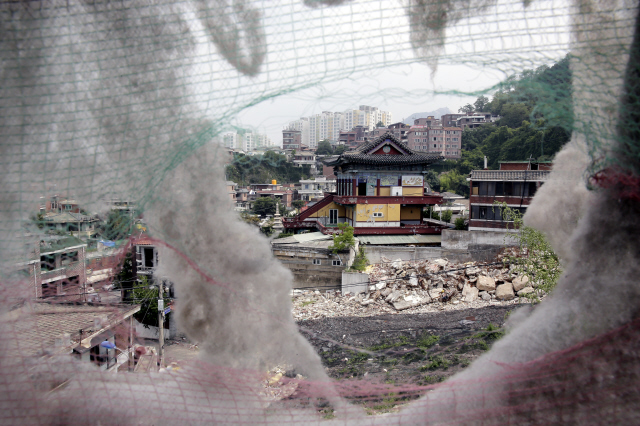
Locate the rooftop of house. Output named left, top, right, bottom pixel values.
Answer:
left=43, top=211, right=97, bottom=223
left=322, top=132, right=443, bottom=167
left=39, top=236, right=86, bottom=253
left=3, top=301, right=140, bottom=358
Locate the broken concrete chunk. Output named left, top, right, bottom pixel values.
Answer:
left=375, top=281, right=387, bottom=290
left=517, top=286, right=535, bottom=297
left=393, top=295, right=427, bottom=311
left=479, top=291, right=491, bottom=301
left=496, top=283, right=515, bottom=300
left=380, top=287, right=393, bottom=297
left=512, top=275, right=530, bottom=292
left=477, top=275, right=496, bottom=291
left=433, top=258, right=448, bottom=267
left=465, top=266, right=481, bottom=276
left=408, top=273, right=419, bottom=286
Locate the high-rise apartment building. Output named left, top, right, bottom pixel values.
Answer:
left=291, top=105, right=391, bottom=149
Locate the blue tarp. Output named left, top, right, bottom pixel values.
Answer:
left=99, top=240, right=116, bottom=247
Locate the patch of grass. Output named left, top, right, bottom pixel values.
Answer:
left=321, top=408, right=335, bottom=420
left=474, top=339, right=489, bottom=351
left=369, top=336, right=409, bottom=352
left=472, top=323, right=505, bottom=342
left=300, top=300, right=315, bottom=307
left=402, top=350, right=425, bottom=364
left=347, top=351, right=369, bottom=365
left=368, top=393, right=400, bottom=414
left=420, top=355, right=450, bottom=371
left=417, top=334, right=440, bottom=349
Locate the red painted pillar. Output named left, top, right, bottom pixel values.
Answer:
left=376, top=179, right=380, bottom=196
left=352, top=178, right=357, bottom=196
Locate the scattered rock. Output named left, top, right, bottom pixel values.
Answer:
left=496, top=283, right=515, bottom=300
left=380, top=287, right=393, bottom=297
left=462, top=285, right=478, bottom=303
left=479, top=291, right=491, bottom=301
left=517, top=286, right=535, bottom=297
left=512, top=275, right=530, bottom=292
left=433, top=258, right=448, bottom=268
left=465, top=267, right=481, bottom=276
left=477, top=276, right=496, bottom=291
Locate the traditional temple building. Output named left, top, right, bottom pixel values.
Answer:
left=283, top=133, right=445, bottom=235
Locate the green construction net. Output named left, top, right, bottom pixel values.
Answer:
left=1, top=0, right=639, bottom=424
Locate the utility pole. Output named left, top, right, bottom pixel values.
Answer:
left=157, top=280, right=164, bottom=368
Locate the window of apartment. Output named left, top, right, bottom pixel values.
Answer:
left=332, top=259, right=342, bottom=266
left=144, top=247, right=154, bottom=268
left=40, top=254, right=56, bottom=271
left=61, top=251, right=79, bottom=266
left=372, top=212, right=383, bottom=217
left=433, top=144, right=437, bottom=148
left=433, top=137, right=437, bottom=141
left=312, top=259, right=321, bottom=265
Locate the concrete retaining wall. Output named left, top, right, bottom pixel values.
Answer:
left=441, top=229, right=518, bottom=250
left=363, top=245, right=502, bottom=265
left=342, top=272, right=369, bottom=294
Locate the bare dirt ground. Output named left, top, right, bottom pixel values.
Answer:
left=297, top=304, right=519, bottom=387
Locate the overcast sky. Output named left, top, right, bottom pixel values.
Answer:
left=191, top=0, right=571, bottom=146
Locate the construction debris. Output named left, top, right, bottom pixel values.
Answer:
left=292, top=255, right=542, bottom=320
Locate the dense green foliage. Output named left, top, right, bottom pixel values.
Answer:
left=496, top=202, right=561, bottom=300
left=454, top=217, right=467, bottom=230
left=316, top=140, right=333, bottom=155
left=329, top=223, right=356, bottom=253
left=132, top=276, right=171, bottom=328
left=226, top=151, right=310, bottom=184
left=97, top=210, right=134, bottom=240
left=291, top=200, right=306, bottom=210
left=349, top=247, right=369, bottom=272
left=252, top=197, right=285, bottom=217
left=435, top=56, right=572, bottom=195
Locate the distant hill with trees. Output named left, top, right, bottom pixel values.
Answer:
left=436, top=55, right=572, bottom=196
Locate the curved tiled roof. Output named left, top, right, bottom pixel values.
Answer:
left=323, top=132, right=443, bottom=167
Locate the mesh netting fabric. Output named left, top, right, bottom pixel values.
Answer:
left=1, top=0, right=640, bottom=424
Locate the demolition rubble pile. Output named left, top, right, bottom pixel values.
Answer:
left=292, top=255, right=540, bottom=320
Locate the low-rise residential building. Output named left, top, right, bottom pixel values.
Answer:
left=271, top=232, right=350, bottom=291
left=414, top=116, right=441, bottom=127
left=297, top=177, right=337, bottom=201
left=282, top=129, right=302, bottom=150
left=256, top=189, right=294, bottom=208
left=41, top=211, right=99, bottom=239
left=455, top=112, right=499, bottom=130
left=22, top=236, right=88, bottom=300
left=226, top=181, right=237, bottom=202
left=468, top=161, right=552, bottom=231
left=4, top=301, right=139, bottom=371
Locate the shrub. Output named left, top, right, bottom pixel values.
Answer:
left=454, top=217, right=467, bottom=230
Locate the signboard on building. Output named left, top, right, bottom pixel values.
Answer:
left=380, top=176, right=397, bottom=186
left=402, top=175, right=424, bottom=187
